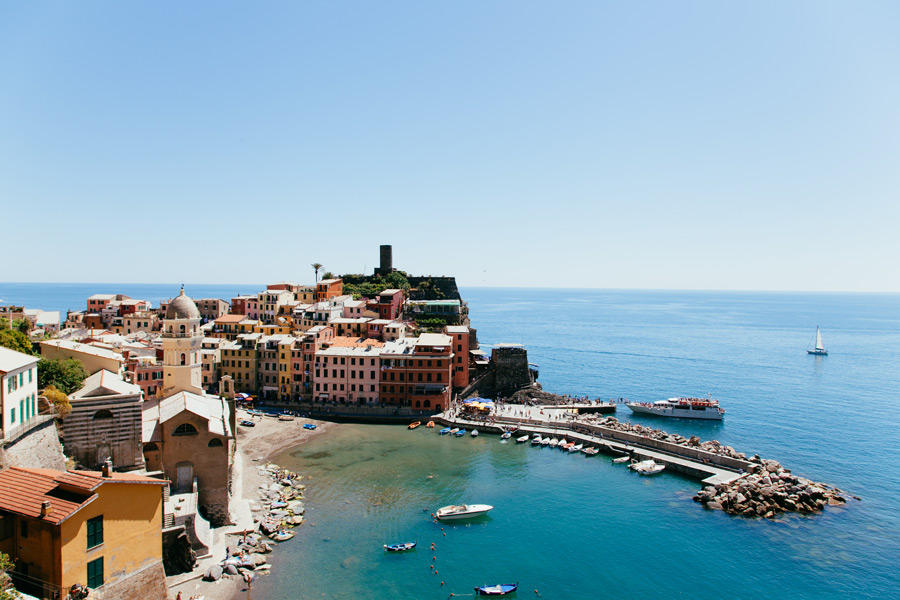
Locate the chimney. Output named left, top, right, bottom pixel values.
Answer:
left=40, top=500, right=51, bottom=517
left=101, top=461, right=112, bottom=478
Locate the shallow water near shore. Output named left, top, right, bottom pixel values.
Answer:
left=255, top=289, right=900, bottom=600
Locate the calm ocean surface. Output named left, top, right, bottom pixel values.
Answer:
left=3, top=284, right=899, bottom=598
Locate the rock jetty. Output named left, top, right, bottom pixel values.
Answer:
left=578, top=416, right=849, bottom=517
left=693, top=461, right=848, bottom=517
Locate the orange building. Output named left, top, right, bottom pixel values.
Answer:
left=0, top=466, right=167, bottom=599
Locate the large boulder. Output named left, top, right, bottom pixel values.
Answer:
left=204, top=565, right=223, bottom=581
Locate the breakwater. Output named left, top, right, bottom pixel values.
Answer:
left=434, top=407, right=849, bottom=517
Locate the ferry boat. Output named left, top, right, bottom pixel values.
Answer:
left=435, top=504, right=494, bottom=521
left=626, top=397, right=725, bottom=420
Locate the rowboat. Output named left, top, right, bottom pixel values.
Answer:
left=612, top=456, right=631, bottom=464
left=449, top=428, right=460, bottom=435
left=582, top=446, right=599, bottom=456
left=570, top=443, right=584, bottom=453
left=501, top=432, right=512, bottom=439
left=278, top=414, right=294, bottom=421
left=549, top=438, right=559, bottom=448
left=541, top=437, right=550, bottom=446
left=440, top=427, right=451, bottom=435
left=455, top=429, right=467, bottom=437
left=426, top=421, right=435, bottom=428
left=531, top=436, right=542, bottom=446
left=475, top=582, right=518, bottom=596
left=558, top=439, right=568, bottom=448
left=384, top=541, right=417, bottom=552
left=408, top=422, right=421, bottom=430
left=516, top=435, right=529, bottom=443
left=471, top=429, right=479, bottom=437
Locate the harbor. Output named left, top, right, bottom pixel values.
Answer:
left=431, top=400, right=849, bottom=515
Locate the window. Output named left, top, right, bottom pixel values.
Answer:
left=87, top=515, right=103, bottom=548
left=87, top=557, right=103, bottom=589
left=208, top=438, right=224, bottom=448
left=93, top=410, right=113, bottom=420
left=10, top=408, right=14, bottom=424
left=28, top=369, right=32, bottom=383
left=172, top=423, right=198, bottom=436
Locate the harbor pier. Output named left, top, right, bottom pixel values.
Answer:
left=432, top=406, right=747, bottom=486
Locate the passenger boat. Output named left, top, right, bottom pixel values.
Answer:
left=435, top=504, right=494, bottom=521
left=807, top=326, right=828, bottom=355
left=471, top=429, right=479, bottom=437
left=426, top=421, right=435, bottom=428
left=384, top=541, right=417, bottom=552
left=612, top=456, right=631, bottom=464
left=408, top=421, right=421, bottom=430
left=440, top=427, right=451, bottom=435
left=582, top=446, right=599, bottom=456
left=516, top=435, right=530, bottom=443
left=474, top=582, right=518, bottom=596
left=531, top=436, right=543, bottom=446
left=455, top=429, right=467, bottom=437
left=626, top=397, right=725, bottom=420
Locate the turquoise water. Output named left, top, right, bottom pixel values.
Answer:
left=254, top=289, right=900, bottom=599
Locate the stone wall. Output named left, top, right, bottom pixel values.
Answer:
left=101, top=559, right=167, bottom=600
left=0, top=419, right=66, bottom=470
left=490, top=346, right=533, bottom=395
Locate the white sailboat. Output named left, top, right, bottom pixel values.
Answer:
left=807, top=326, right=828, bottom=355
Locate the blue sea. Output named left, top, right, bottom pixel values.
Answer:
left=3, top=284, right=899, bottom=598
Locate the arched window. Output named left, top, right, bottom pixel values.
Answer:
left=92, top=409, right=113, bottom=420
left=207, top=438, right=224, bottom=448
left=172, top=423, right=198, bottom=436
left=423, top=400, right=431, bottom=408
left=180, top=324, right=185, bottom=334
left=180, top=353, right=186, bottom=366
left=143, top=442, right=159, bottom=452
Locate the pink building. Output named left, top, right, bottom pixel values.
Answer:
left=313, top=338, right=383, bottom=405
left=367, top=289, right=404, bottom=321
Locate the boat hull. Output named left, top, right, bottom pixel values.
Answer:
left=807, top=350, right=828, bottom=355
left=626, top=403, right=724, bottom=420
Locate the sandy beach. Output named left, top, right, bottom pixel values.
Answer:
left=168, top=409, right=338, bottom=600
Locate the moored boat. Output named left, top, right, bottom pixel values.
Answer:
left=426, top=421, right=435, bottom=428
left=455, top=429, right=467, bottom=437
left=449, top=428, right=460, bottom=435
left=408, top=421, right=421, bottom=429
left=435, top=504, right=494, bottom=521
left=501, top=431, right=512, bottom=439
left=612, top=456, right=631, bottom=464
left=471, top=429, right=479, bottom=437
left=541, top=437, right=550, bottom=446
left=626, top=397, right=725, bottom=420
left=384, top=541, right=417, bottom=552
left=531, top=436, right=543, bottom=446
left=278, top=414, right=294, bottom=421
left=582, top=446, right=599, bottom=456
left=549, top=438, right=559, bottom=448
left=629, top=459, right=665, bottom=475
left=570, top=443, right=584, bottom=453
left=440, top=427, right=451, bottom=435
left=516, top=435, right=529, bottom=443
left=475, top=582, right=518, bottom=596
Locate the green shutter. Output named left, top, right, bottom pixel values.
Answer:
left=87, top=557, right=103, bottom=588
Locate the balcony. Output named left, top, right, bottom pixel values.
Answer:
left=162, top=331, right=196, bottom=339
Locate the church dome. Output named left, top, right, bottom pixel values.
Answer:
left=166, top=288, right=201, bottom=320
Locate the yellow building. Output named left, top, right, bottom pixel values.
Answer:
left=0, top=466, right=167, bottom=599
left=220, top=336, right=259, bottom=393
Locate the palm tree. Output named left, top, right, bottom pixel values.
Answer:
left=311, top=263, right=323, bottom=283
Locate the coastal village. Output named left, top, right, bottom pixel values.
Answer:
left=0, top=246, right=849, bottom=600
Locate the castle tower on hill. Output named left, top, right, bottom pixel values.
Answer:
left=160, top=287, right=204, bottom=397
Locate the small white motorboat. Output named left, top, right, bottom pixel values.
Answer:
left=612, top=456, right=631, bottom=464
left=517, top=435, right=530, bottom=443
left=629, top=459, right=665, bottom=475
left=471, top=429, right=479, bottom=437
left=531, top=436, right=543, bottom=446
left=549, top=438, right=559, bottom=448
left=541, top=437, right=551, bottom=446
left=558, top=438, right=568, bottom=448
left=570, top=443, right=584, bottom=453
left=449, top=428, right=460, bottom=435
left=435, top=504, right=494, bottom=521
left=582, top=446, right=599, bottom=456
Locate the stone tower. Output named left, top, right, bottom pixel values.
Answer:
left=160, top=287, right=204, bottom=397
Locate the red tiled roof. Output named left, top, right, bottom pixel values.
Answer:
left=0, top=468, right=167, bottom=525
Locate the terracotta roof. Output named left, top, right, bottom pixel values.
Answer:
left=215, top=314, right=246, bottom=323
left=0, top=467, right=166, bottom=526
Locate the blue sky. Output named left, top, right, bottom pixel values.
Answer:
left=1, top=1, right=898, bottom=291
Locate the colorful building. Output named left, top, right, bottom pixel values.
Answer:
left=0, top=347, right=40, bottom=444
left=0, top=466, right=167, bottom=599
